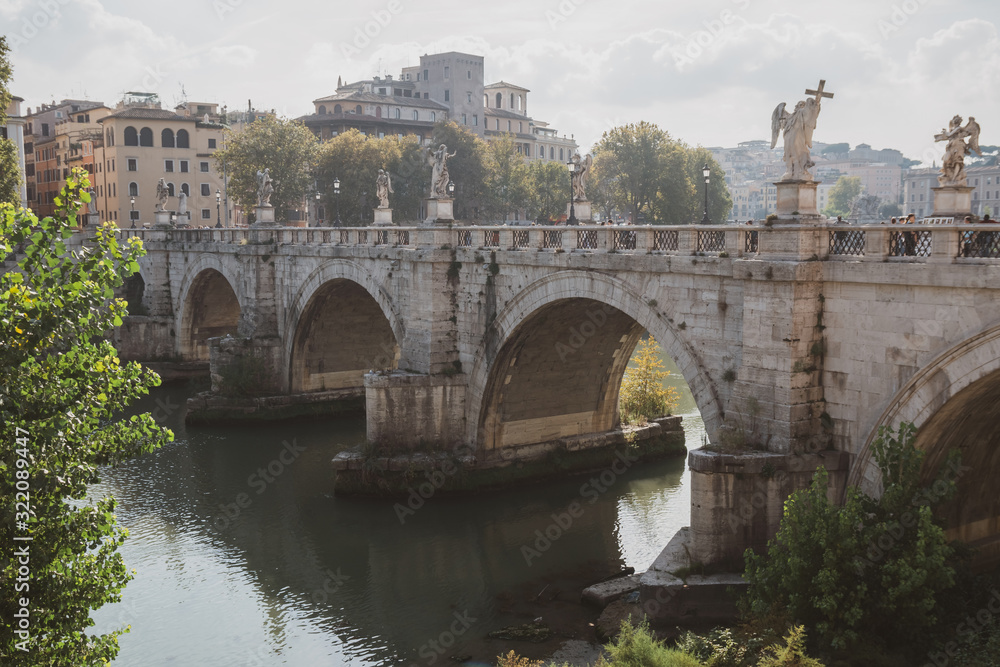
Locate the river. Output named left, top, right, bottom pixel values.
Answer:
left=91, top=351, right=704, bottom=666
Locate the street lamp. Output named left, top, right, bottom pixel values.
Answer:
left=315, top=189, right=321, bottom=227
left=567, top=160, right=578, bottom=226
left=215, top=189, right=222, bottom=228
left=333, top=177, right=342, bottom=227
left=447, top=180, right=455, bottom=197
left=130, top=196, right=136, bottom=229
left=701, top=164, right=711, bottom=224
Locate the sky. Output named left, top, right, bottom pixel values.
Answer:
left=2, top=0, right=998, bottom=164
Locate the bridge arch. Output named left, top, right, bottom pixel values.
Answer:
left=176, top=256, right=243, bottom=361
left=284, top=260, right=403, bottom=394
left=851, top=320, right=1000, bottom=567
left=466, top=270, right=723, bottom=452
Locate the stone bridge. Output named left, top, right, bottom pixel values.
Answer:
left=116, top=221, right=1000, bottom=572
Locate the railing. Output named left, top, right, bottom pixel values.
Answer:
left=697, top=230, right=726, bottom=253
left=116, top=224, right=1000, bottom=264
left=829, top=229, right=865, bottom=256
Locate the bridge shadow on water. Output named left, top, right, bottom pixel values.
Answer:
left=92, top=374, right=701, bottom=666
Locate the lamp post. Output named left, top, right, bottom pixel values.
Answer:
left=130, top=196, right=136, bottom=229
left=215, top=189, right=222, bottom=228
left=315, top=190, right=321, bottom=227
left=333, top=177, right=342, bottom=227
left=701, top=164, right=711, bottom=224
left=447, top=180, right=455, bottom=197
left=567, top=160, right=578, bottom=226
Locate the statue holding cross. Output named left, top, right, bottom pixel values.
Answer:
left=771, top=79, right=834, bottom=181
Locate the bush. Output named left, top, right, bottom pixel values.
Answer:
left=743, top=423, right=959, bottom=659
left=619, top=336, right=680, bottom=425
left=675, top=626, right=766, bottom=666
left=598, top=620, right=702, bottom=667
left=756, top=626, right=824, bottom=666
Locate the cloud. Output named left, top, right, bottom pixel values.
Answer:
left=209, top=44, right=257, bottom=67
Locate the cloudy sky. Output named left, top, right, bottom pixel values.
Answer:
left=3, top=0, right=998, bottom=163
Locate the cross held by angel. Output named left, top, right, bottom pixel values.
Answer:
left=771, top=79, right=834, bottom=182
left=935, top=115, right=981, bottom=187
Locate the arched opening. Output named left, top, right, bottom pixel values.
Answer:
left=161, top=128, right=175, bottom=147
left=319, top=105, right=327, bottom=115
left=180, top=183, right=190, bottom=196
left=289, top=279, right=398, bottom=393
left=496, top=92, right=503, bottom=109
left=167, top=183, right=175, bottom=197
left=334, top=104, right=342, bottom=114
left=139, top=127, right=153, bottom=147
left=128, top=182, right=138, bottom=196
left=355, top=105, right=363, bottom=115
left=176, top=129, right=190, bottom=148
left=180, top=269, right=240, bottom=361
left=914, top=370, right=1000, bottom=568
left=124, top=126, right=138, bottom=146
left=477, top=298, right=647, bottom=452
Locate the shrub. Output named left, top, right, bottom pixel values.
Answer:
left=619, top=336, right=680, bottom=425
left=598, top=620, right=702, bottom=667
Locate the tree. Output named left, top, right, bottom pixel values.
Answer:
left=743, top=422, right=958, bottom=660
left=820, top=143, right=850, bottom=155
left=879, top=201, right=903, bottom=219
left=0, top=35, right=21, bottom=206
left=619, top=336, right=680, bottom=424
left=430, top=120, right=488, bottom=220
left=213, top=115, right=318, bottom=223
left=822, top=176, right=861, bottom=218
left=0, top=169, right=173, bottom=664
left=593, top=122, right=673, bottom=224
left=525, top=160, right=570, bottom=223
left=482, top=133, right=530, bottom=222
left=679, top=145, right=731, bottom=224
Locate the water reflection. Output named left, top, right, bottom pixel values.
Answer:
left=93, top=368, right=700, bottom=666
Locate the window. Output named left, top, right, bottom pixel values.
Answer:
left=161, top=128, right=175, bottom=147
left=130, top=210, right=139, bottom=221
left=413, top=110, right=419, bottom=120
left=467, top=92, right=472, bottom=103
left=507, top=120, right=511, bottom=132
left=431, top=112, right=436, bottom=122
left=112, top=183, right=116, bottom=197
left=208, top=138, right=216, bottom=149
left=201, top=209, right=211, bottom=220
left=394, top=108, right=401, bottom=119
left=318, top=105, right=326, bottom=115
left=519, top=122, right=523, bottom=133
left=200, top=161, right=209, bottom=172
left=139, top=127, right=153, bottom=146
left=355, top=105, right=363, bottom=114
left=423, top=93, right=428, bottom=99
left=559, top=148, right=564, bottom=160
left=423, top=69, right=428, bottom=80
left=167, top=183, right=175, bottom=197
left=180, top=160, right=189, bottom=173
left=444, top=66, right=450, bottom=79
left=127, top=158, right=137, bottom=171
left=496, top=119, right=500, bottom=130
left=181, top=183, right=190, bottom=196
left=496, top=93, right=502, bottom=108
left=129, top=182, right=138, bottom=196
left=41, top=123, right=49, bottom=136
left=165, top=160, right=174, bottom=172
left=444, top=90, right=450, bottom=102
left=176, top=129, right=189, bottom=148
left=510, top=93, right=515, bottom=109
left=201, top=183, right=210, bottom=196
left=473, top=115, right=478, bottom=126
left=334, top=104, right=342, bottom=113
left=124, top=126, right=138, bottom=145
left=462, top=114, right=467, bottom=125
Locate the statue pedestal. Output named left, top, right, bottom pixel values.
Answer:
left=373, top=208, right=394, bottom=226
left=423, top=198, right=454, bottom=225
left=253, top=206, right=276, bottom=227
left=931, top=185, right=974, bottom=220
left=568, top=200, right=593, bottom=223
left=153, top=210, right=173, bottom=228
left=84, top=212, right=100, bottom=229
left=774, top=180, right=822, bottom=221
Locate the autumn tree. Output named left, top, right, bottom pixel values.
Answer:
left=619, top=337, right=680, bottom=424
left=213, top=115, right=318, bottom=223
left=0, top=170, right=173, bottom=664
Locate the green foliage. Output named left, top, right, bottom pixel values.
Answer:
left=0, top=35, right=11, bottom=124
left=879, top=201, right=902, bottom=219
left=619, top=336, right=680, bottom=424
left=525, top=158, right=570, bottom=223
left=819, top=143, right=849, bottom=155
left=821, top=176, right=861, bottom=218
left=483, top=133, right=531, bottom=222
left=756, top=626, right=824, bottom=667
left=496, top=650, right=543, bottom=667
left=213, top=115, right=318, bottom=223
left=0, top=169, right=173, bottom=664
left=315, top=129, right=428, bottom=224
left=0, top=36, right=20, bottom=206
left=675, top=626, right=767, bottom=666
left=743, top=422, right=958, bottom=659
left=598, top=620, right=702, bottom=667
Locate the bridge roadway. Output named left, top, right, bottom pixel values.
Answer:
left=114, top=221, right=1000, bottom=572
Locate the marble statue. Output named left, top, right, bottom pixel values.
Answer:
left=771, top=79, right=834, bottom=181
left=155, top=178, right=169, bottom=211
left=570, top=153, right=592, bottom=201
left=427, top=144, right=456, bottom=198
left=177, top=191, right=188, bottom=217
left=935, top=115, right=982, bottom=187
left=376, top=168, right=393, bottom=208
left=85, top=187, right=98, bottom=215
left=849, top=193, right=881, bottom=222
left=256, top=168, right=274, bottom=207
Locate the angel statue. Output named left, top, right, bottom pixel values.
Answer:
left=771, top=80, right=834, bottom=182
left=375, top=168, right=393, bottom=209
left=155, top=178, right=169, bottom=212
left=427, top=144, right=457, bottom=198
left=935, top=115, right=982, bottom=187
left=256, top=168, right=274, bottom=207
left=569, top=152, right=593, bottom=201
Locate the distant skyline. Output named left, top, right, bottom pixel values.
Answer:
left=3, top=0, right=998, bottom=164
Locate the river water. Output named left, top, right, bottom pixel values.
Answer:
left=91, top=354, right=705, bottom=666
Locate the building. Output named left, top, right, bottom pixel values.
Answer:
left=2, top=96, right=28, bottom=207
left=93, top=93, right=227, bottom=227
left=403, top=52, right=486, bottom=138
